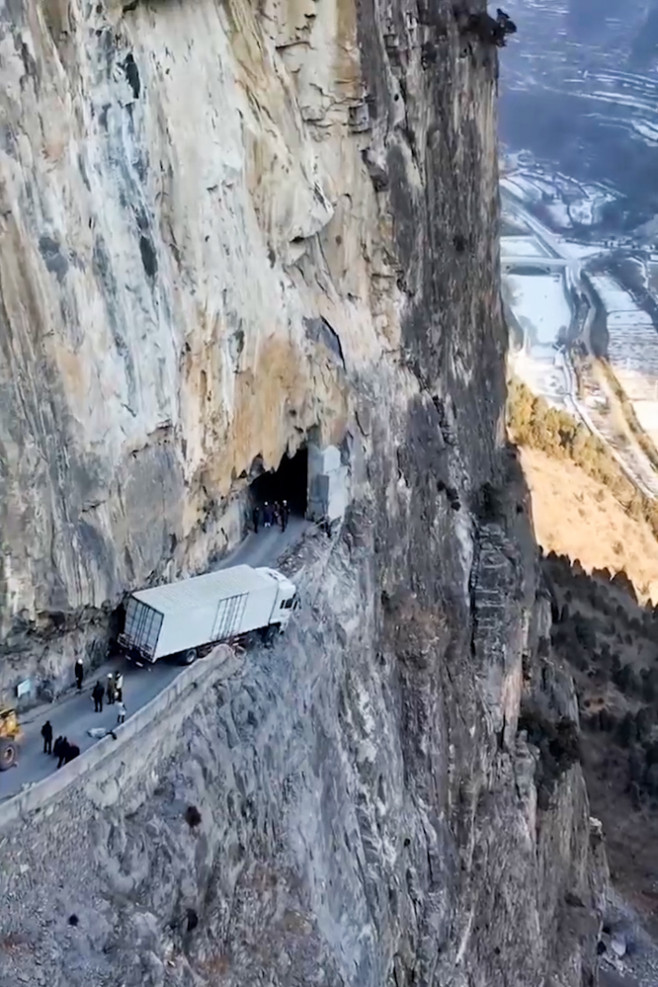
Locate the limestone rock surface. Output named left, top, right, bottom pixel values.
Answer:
left=0, top=0, right=606, bottom=984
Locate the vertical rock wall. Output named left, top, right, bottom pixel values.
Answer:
left=0, top=0, right=607, bottom=983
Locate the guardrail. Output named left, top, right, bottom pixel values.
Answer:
left=0, top=645, right=241, bottom=832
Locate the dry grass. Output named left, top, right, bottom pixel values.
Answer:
left=520, top=447, right=658, bottom=604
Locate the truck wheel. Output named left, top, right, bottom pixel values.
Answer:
left=181, top=648, right=197, bottom=666
left=262, top=624, right=280, bottom=647
left=0, top=739, right=17, bottom=771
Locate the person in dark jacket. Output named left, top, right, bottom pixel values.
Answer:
left=92, top=680, right=104, bottom=713
left=251, top=504, right=260, bottom=534
left=106, top=673, right=116, bottom=705
left=280, top=499, right=289, bottom=532
left=64, top=743, right=80, bottom=763
left=263, top=502, right=272, bottom=527
left=55, top=736, right=68, bottom=768
left=41, top=720, right=53, bottom=754
left=74, top=658, right=84, bottom=691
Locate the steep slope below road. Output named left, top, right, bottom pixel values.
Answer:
left=0, top=0, right=606, bottom=983
left=544, top=554, right=658, bottom=943
left=1, top=513, right=607, bottom=987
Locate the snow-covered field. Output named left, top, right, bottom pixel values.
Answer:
left=502, top=235, right=551, bottom=258
left=501, top=195, right=584, bottom=408
left=589, top=274, right=658, bottom=442
left=512, top=348, right=571, bottom=407
left=500, top=172, right=615, bottom=230
left=502, top=170, right=658, bottom=495
left=498, top=3, right=658, bottom=497
left=506, top=271, right=571, bottom=350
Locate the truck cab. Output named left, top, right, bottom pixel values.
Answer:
left=256, top=567, right=298, bottom=626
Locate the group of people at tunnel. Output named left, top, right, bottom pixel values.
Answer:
left=251, top=499, right=290, bottom=534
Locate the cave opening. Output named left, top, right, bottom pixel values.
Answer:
left=250, top=446, right=308, bottom=518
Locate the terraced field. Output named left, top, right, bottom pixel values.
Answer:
left=500, top=0, right=658, bottom=228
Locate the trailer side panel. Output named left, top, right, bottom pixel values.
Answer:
left=124, top=565, right=290, bottom=660
left=232, top=582, right=279, bottom=636
left=154, top=603, right=216, bottom=659
left=211, top=593, right=249, bottom=641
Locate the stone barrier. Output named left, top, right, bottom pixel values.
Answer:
left=0, top=646, right=240, bottom=831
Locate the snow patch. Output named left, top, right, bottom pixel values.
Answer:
left=506, top=272, right=571, bottom=349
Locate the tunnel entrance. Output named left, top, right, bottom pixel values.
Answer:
left=250, top=447, right=308, bottom=518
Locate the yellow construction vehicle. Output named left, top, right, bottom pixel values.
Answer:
left=0, top=706, right=21, bottom=770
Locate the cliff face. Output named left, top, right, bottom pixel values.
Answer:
left=0, top=0, right=501, bottom=654
left=0, top=0, right=606, bottom=983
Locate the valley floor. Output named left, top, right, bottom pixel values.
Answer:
left=520, top=447, right=658, bottom=603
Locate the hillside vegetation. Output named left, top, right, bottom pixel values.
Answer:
left=508, top=378, right=658, bottom=603
left=521, top=448, right=658, bottom=604
left=545, top=554, right=658, bottom=931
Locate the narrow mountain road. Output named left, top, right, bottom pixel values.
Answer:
left=0, top=517, right=309, bottom=804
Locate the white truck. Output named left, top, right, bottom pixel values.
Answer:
left=117, top=564, right=297, bottom=663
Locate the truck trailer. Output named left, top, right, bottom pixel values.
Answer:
left=117, top=564, right=297, bottom=663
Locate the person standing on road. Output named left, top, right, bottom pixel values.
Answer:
left=251, top=504, right=260, bottom=534
left=263, top=502, right=272, bottom=528
left=41, top=720, right=53, bottom=754
left=116, top=700, right=127, bottom=725
left=280, top=499, right=289, bottom=532
left=92, top=680, right=104, bottom=713
left=55, top=736, right=68, bottom=768
left=74, top=658, right=84, bottom=691
left=114, top=671, right=124, bottom=703
left=106, top=674, right=116, bottom=705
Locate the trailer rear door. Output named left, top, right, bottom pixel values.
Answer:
left=123, top=597, right=164, bottom=660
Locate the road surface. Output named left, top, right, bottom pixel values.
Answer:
left=0, top=516, right=309, bottom=803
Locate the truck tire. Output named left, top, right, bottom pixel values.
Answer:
left=0, top=739, right=17, bottom=771
left=262, top=624, right=280, bottom=647
left=181, top=648, right=197, bottom=666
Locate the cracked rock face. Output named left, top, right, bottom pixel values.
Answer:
left=0, top=522, right=606, bottom=987
left=0, top=0, right=606, bottom=983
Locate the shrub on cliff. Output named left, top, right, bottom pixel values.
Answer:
left=645, top=741, right=658, bottom=768
left=641, top=667, right=658, bottom=702
left=518, top=709, right=581, bottom=808
left=635, top=706, right=655, bottom=743
left=617, top=712, right=637, bottom=747
left=574, top=614, right=597, bottom=651
left=598, top=708, right=617, bottom=732
left=612, top=662, right=637, bottom=695
left=507, top=376, right=658, bottom=543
